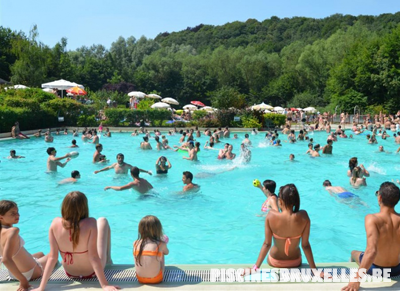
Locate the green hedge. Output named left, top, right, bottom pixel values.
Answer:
left=104, top=108, right=172, bottom=126
left=263, top=113, right=286, bottom=127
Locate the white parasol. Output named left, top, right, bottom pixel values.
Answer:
left=161, top=97, right=179, bottom=105
left=128, top=91, right=146, bottom=98
left=146, top=93, right=162, bottom=99
left=151, top=102, right=171, bottom=109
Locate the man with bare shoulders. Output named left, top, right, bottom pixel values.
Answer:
left=182, top=142, right=198, bottom=161
left=182, top=171, right=198, bottom=192
left=104, top=167, right=153, bottom=194
left=342, top=182, right=400, bottom=291
left=46, top=147, right=71, bottom=172
left=311, top=144, right=321, bottom=157
left=322, top=139, right=333, bottom=154
left=140, top=136, right=152, bottom=150
left=94, top=153, right=152, bottom=175
left=223, top=126, right=230, bottom=138
left=11, top=121, right=29, bottom=139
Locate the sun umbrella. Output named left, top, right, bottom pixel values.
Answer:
left=290, top=108, right=299, bottom=111
left=183, top=104, right=198, bottom=111
left=151, top=102, right=171, bottom=109
left=66, top=86, right=87, bottom=96
left=303, top=107, right=317, bottom=113
left=42, top=88, right=54, bottom=93
left=273, top=106, right=285, bottom=112
left=264, top=109, right=272, bottom=113
left=5, top=84, right=30, bottom=90
left=252, top=102, right=273, bottom=110
left=201, top=106, right=215, bottom=112
left=42, top=79, right=84, bottom=90
left=191, top=101, right=205, bottom=107
left=128, top=91, right=146, bottom=98
left=146, top=93, right=162, bottom=99
left=161, top=97, right=179, bottom=105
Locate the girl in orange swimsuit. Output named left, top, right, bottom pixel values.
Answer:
left=251, top=184, right=322, bottom=275
left=0, top=200, right=47, bottom=290
left=36, top=191, right=120, bottom=291
left=134, top=215, right=169, bottom=284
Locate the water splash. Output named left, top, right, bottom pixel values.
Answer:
left=367, top=162, right=386, bottom=175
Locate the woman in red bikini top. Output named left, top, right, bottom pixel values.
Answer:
left=251, top=184, right=321, bottom=274
left=34, top=191, right=120, bottom=291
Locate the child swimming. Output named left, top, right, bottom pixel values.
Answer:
left=133, top=215, right=169, bottom=284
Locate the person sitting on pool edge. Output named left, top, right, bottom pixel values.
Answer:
left=182, top=171, right=198, bottom=192
left=248, top=184, right=323, bottom=276
left=342, top=182, right=400, bottom=291
left=104, top=167, right=153, bottom=194
left=155, top=156, right=171, bottom=174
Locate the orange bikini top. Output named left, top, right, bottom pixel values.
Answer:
left=133, top=242, right=163, bottom=258
left=272, top=233, right=302, bottom=256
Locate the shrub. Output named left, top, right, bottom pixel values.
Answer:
left=41, top=98, right=85, bottom=126
left=241, top=116, right=262, bottom=128
left=3, top=97, right=40, bottom=111
left=104, top=108, right=130, bottom=126
left=198, top=118, right=221, bottom=128
left=147, top=109, right=173, bottom=126
left=137, top=98, right=154, bottom=110
left=192, top=110, right=208, bottom=120
left=77, top=115, right=98, bottom=127
left=263, top=113, right=286, bottom=127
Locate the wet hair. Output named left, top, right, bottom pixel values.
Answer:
left=116, top=153, right=124, bottom=159
left=143, top=136, right=148, bottom=142
left=314, top=144, right=320, bottom=150
left=308, top=143, right=313, bottom=148
left=188, top=141, right=194, bottom=147
left=72, top=139, right=77, bottom=145
left=379, top=182, right=400, bottom=207
left=351, top=167, right=361, bottom=183
left=46, top=147, right=55, bottom=155
left=95, top=143, right=102, bottom=150
left=262, top=180, right=276, bottom=193
left=245, top=134, right=249, bottom=138
left=71, top=170, right=80, bottom=178
left=135, top=215, right=164, bottom=266
left=0, top=200, right=18, bottom=231
left=349, top=157, right=358, bottom=172
left=183, top=171, right=193, bottom=181
left=131, top=166, right=140, bottom=178
left=160, top=156, right=167, bottom=162
left=61, top=191, right=89, bottom=250
left=278, top=184, right=300, bottom=212
left=323, top=180, right=332, bottom=187
left=10, top=150, right=16, bottom=155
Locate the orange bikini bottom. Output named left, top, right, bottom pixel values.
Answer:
left=136, top=269, right=163, bottom=284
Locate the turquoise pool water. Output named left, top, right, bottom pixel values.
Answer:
left=0, top=130, right=399, bottom=265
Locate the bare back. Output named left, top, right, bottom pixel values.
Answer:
left=267, top=210, right=309, bottom=260
left=369, top=212, right=400, bottom=266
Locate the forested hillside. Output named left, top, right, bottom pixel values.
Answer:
left=2, top=12, right=400, bottom=113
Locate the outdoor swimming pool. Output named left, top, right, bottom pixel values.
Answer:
left=0, top=129, right=399, bottom=265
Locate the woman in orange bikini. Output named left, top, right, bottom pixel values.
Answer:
left=34, top=191, right=119, bottom=291
left=134, top=215, right=169, bottom=284
left=251, top=184, right=321, bottom=273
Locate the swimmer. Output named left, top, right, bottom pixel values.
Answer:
left=93, top=144, right=107, bottom=163
left=154, top=136, right=163, bottom=151
left=323, top=180, right=357, bottom=199
left=242, top=134, right=252, bottom=146
left=44, top=130, right=54, bottom=143
left=94, top=153, right=152, bottom=175
left=72, top=129, right=79, bottom=137
left=46, top=147, right=71, bottom=172
left=58, top=170, right=81, bottom=184
left=33, top=129, right=42, bottom=138
left=274, top=139, right=282, bottom=146
left=322, top=140, right=333, bottom=154
left=311, top=144, right=320, bottom=157
left=204, top=141, right=218, bottom=150
left=239, top=143, right=251, bottom=163
left=223, top=126, right=230, bottom=138
left=91, top=131, right=99, bottom=145
left=140, top=136, right=152, bottom=150
left=251, top=128, right=258, bottom=135
left=103, top=127, right=111, bottom=137
left=233, top=133, right=238, bottom=139
left=182, top=171, right=199, bottom=192
left=69, top=139, right=79, bottom=148
left=225, top=144, right=236, bottom=160
left=347, top=157, right=370, bottom=177
left=181, top=142, right=197, bottom=161
left=7, top=150, right=25, bottom=159
left=350, top=167, right=367, bottom=188
left=288, top=130, right=296, bottom=143
left=289, top=154, right=295, bottom=161
left=63, top=128, right=68, bottom=135
left=104, top=167, right=153, bottom=194
left=256, top=179, right=278, bottom=213
left=305, top=143, right=313, bottom=154
left=155, top=156, right=171, bottom=174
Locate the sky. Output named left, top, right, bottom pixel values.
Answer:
left=1, top=0, right=400, bottom=51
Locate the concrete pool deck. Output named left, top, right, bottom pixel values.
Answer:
left=1, top=263, right=400, bottom=290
